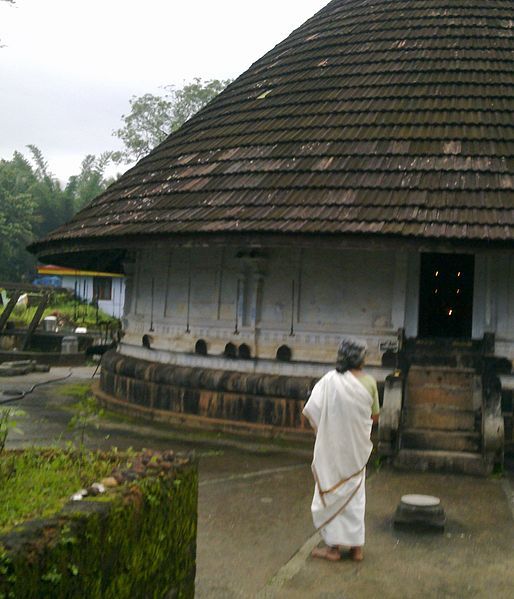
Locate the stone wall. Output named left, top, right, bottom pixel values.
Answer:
left=121, top=245, right=514, bottom=370
left=99, top=350, right=317, bottom=436
left=0, top=451, right=198, bottom=598
left=122, top=246, right=402, bottom=369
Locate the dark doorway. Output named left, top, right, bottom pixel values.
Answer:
left=418, top=253, right=474, bottom=339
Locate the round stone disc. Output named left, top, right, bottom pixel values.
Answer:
left=401, top=494, right=441, bottom=507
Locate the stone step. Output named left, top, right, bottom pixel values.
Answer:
left=407, top=385, right=474, bottom=410
left=408, top=365, right=476, bottom=388
left=401, top=428, right=481, bottom=453
left=404, top=339, right=485, bottom=370
left=406, top=366, right=480, bottom=411
left=403, top=406, right=477, bottom=431
left=394, top=449, right=491, bottom=476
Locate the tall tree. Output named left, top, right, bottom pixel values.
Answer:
left=0, top=147, right=113, bottom=281
left=25, top=145, right=69, bottom=238
left=0, top=153, right=37, bottom=280
left=65, top=152, right=114, bottom=213
left=112, top=78, right=231, bottom=163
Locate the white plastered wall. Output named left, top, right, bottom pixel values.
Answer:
left=121, top=246, right=408, bottom=372
left=477, top=252, right=514, bottom=361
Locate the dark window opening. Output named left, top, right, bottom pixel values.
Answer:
left=276, top=345, right=292, bottom=362
left=93, top=277, right=112, bottom=301
left=418, top=253, right=474, bottom=339
left=224, top=342, right=237, bottom=359
left=238, top=343, right=251, bottom=360
left=195, top=339, right=208, bottom=356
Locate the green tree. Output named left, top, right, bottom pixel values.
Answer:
left=112, top=78, right=231, bottom=163
left=64, top=152, right=115, bottom=213
left=0, top=147, right=113, bottom=281
left=25, top=144, right=71, bottom=238
left=0, top=152, right=38, bottom=280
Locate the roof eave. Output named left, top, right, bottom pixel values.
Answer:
left=28, top=231, right=514, bottom=272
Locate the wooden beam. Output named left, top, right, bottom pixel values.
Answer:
left=21, top=294, right=49, bottom=351
left=0, top=292, right=22, bottom=333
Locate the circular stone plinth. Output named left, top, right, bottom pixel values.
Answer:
left=401, top=494, right=441, bottom=508
left=394, top=494, right=446, bottom=530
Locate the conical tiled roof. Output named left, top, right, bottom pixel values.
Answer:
left=33, top=0, right=514, bottom=261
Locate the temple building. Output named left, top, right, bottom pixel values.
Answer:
left=31, top=0, right=513, bottom=472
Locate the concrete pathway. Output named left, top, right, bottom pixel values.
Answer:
left=264, top=471, right=514, bottom=599
left=2, top=368, right=514, bottom=598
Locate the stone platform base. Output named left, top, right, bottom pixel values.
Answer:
left=98, top=350, right=317, bottom=439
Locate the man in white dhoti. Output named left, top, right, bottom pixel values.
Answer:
left=303, top=338, right=380, bottom=562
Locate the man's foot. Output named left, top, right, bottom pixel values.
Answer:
left=349, top=546, right=364, bottom=562
left=311, top=546, right=341, bottom=562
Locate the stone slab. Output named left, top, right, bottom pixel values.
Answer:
left=404, top=407, right=476, bottom=431
left=401, top=494, right=440, bottom=507
left=394, top=449, right=491, bottom=476
left=406, top=385, right=474, bottom=409
left=401, top=428, right=481, bottom=452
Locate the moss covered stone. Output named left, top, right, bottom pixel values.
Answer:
left=0, top=452, right=198, bottom=598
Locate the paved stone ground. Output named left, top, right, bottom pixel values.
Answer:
left=2, top=367, right=514, bottom=598
left=268, top=471, right=514, bottom=599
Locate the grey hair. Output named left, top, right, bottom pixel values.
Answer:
left=336, top=338, right=367, bottom=373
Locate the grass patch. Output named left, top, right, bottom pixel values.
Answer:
left=0, top=448, right=122, bottom=534
left=52, top=384, right=105, bottom=449
left=55, top=383, right=92, bottom=402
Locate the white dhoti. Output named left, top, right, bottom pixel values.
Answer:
left=303, top=370, right=373, bottom=548
left=312, top=467, right=366, bottom=547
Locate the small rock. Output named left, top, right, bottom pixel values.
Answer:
left=70, top=489, right=88, bottom=501
left=112, top=470, right=124, bottom=483
left=101, top=477, right=119, bottom=488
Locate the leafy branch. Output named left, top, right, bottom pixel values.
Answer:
left=112, top=78, right=232, bottom=163
left=67, top=394, right=104, bottom=455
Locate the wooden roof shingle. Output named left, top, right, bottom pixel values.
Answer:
left=33, top=0, right=514, bottom=260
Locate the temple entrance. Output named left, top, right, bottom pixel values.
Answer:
left=418, top=253, right=474, bottom=339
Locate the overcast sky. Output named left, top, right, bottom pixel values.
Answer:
left=0, top=0, right=328, bottom=181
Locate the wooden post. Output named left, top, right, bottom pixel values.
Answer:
left=0, top=291, right=22, bottom=333
left=21, top=294, right=49, bottom=351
